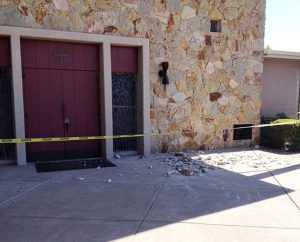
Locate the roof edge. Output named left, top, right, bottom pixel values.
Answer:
left=264, top=49, right=300, bottom=60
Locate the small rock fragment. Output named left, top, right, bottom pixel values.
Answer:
left=177, top=165, right=193, bottom=176
left=115, top=154, right=121, bottom=159
left=148, top=165, right=153, bottom=169
left=165, top=170, right=177, bottom=177
left=165, top=158, right=173, bottom=163
left=106, top=179, right=112, bottom=183
left=200, top=167, right=208, bottom=173
left=193, top=168, right=201, bottom=173
left=77, top=177, right=85, bottom=181
left=174, top=152, right=184, bottom=157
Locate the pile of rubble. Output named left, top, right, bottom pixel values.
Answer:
left=161, top=149, right=299, bottom=177
left=163, top=152, right=219, bottom=177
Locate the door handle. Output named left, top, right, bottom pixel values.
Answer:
left=64, top=117, right=69, bottom=132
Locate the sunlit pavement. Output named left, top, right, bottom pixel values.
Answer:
left=0, top=148, right=299, bottom=242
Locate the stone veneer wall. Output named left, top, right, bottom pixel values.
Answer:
left=0, top=0, right=266, bottom=152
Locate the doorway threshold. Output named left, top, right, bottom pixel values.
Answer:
left=114, top=151, right=138, bottom=157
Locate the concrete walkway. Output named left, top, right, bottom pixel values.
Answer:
left=0, top=149, right=299, bottom=242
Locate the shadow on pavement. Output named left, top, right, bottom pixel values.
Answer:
left=0, top=149, right=299, bottom=242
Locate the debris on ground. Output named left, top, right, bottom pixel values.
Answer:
left=165, top=170, right=179, bottom=177
left=77, top=177, right=85, bottom=181
left=177, top=165, right=193, bottom=176
left=174, top=152, right=184, bottom=157
left=115, top=154, right=121, bottom=159
left=96, top=166, right=101, bottom=170
left=97, top=148, right=299, bottom=180
left=162, top=151, right=216, bottom=177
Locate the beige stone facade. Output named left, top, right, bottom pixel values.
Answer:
left=0, top=0, right=266, bottom=153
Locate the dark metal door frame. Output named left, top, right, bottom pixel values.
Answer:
left=112, top=73, right=137, bottom=151
left=0, top=68, right=15, bottom=159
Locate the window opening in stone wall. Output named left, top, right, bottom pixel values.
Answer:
left=233, top=124, right=252, bottom=140
left=210, top=20, right=221, bottom=33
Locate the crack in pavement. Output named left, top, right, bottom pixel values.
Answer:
left=253, top=150, right=300, bottom=212
left=135, top=178, right=168, bottom=234
left=0, top=173, right=65, bottom=208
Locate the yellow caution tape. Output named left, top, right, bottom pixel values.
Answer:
left=0, top=133, right=172, bottom=144
left=231, top=122, right=299, bottom=130
left=0, top=122, right=298, bottom=144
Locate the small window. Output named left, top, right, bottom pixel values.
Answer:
left=233, top=124, right=252, bottom=140
left=210, top=20, right=221, bottom=33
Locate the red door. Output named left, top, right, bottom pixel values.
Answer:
left=111, top=46, right=138, bottom=151
left=21, top=40, right=101, bottom=161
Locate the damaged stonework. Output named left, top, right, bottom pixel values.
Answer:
left=160, top=148, right=300, bottom=177
left=0, top=0, right=266, bottom=153
left=163, top=151, right=217, bottom=177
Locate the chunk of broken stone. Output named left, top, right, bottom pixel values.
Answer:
left=165, top=170, right=178, bottom=177
left=177, top=165, right=194, bottom=176
left=164, top=158, right=173, bottom=162
left=193, top=168, right=201, bottom=173
left=200, top=167, right=208, bottom=173
left=174, top=152, right=184, bottom=157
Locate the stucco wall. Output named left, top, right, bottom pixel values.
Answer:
left=262, top=58, right=300, bottom=118
left=0, top=0, right=266, bottom=152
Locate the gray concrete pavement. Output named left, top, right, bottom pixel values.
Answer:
left=0, top=148, right=299, bottom=242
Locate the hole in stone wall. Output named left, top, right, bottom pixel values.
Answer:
left=233, top=124, right=252, bottom=140
left=210, top=20, right=221, bottom=33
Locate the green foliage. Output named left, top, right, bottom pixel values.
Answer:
left=261, top=116, right=277, bottom=124
left=275, top=112, right=288, bottom=119
left=261, top=113, right=289, bottom=124
left=261, top=119, right=300, bottom=151
left=275, top=119, right=300, bottom=123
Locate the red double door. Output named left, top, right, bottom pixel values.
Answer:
left=21, top=40, right=101, bottom=161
